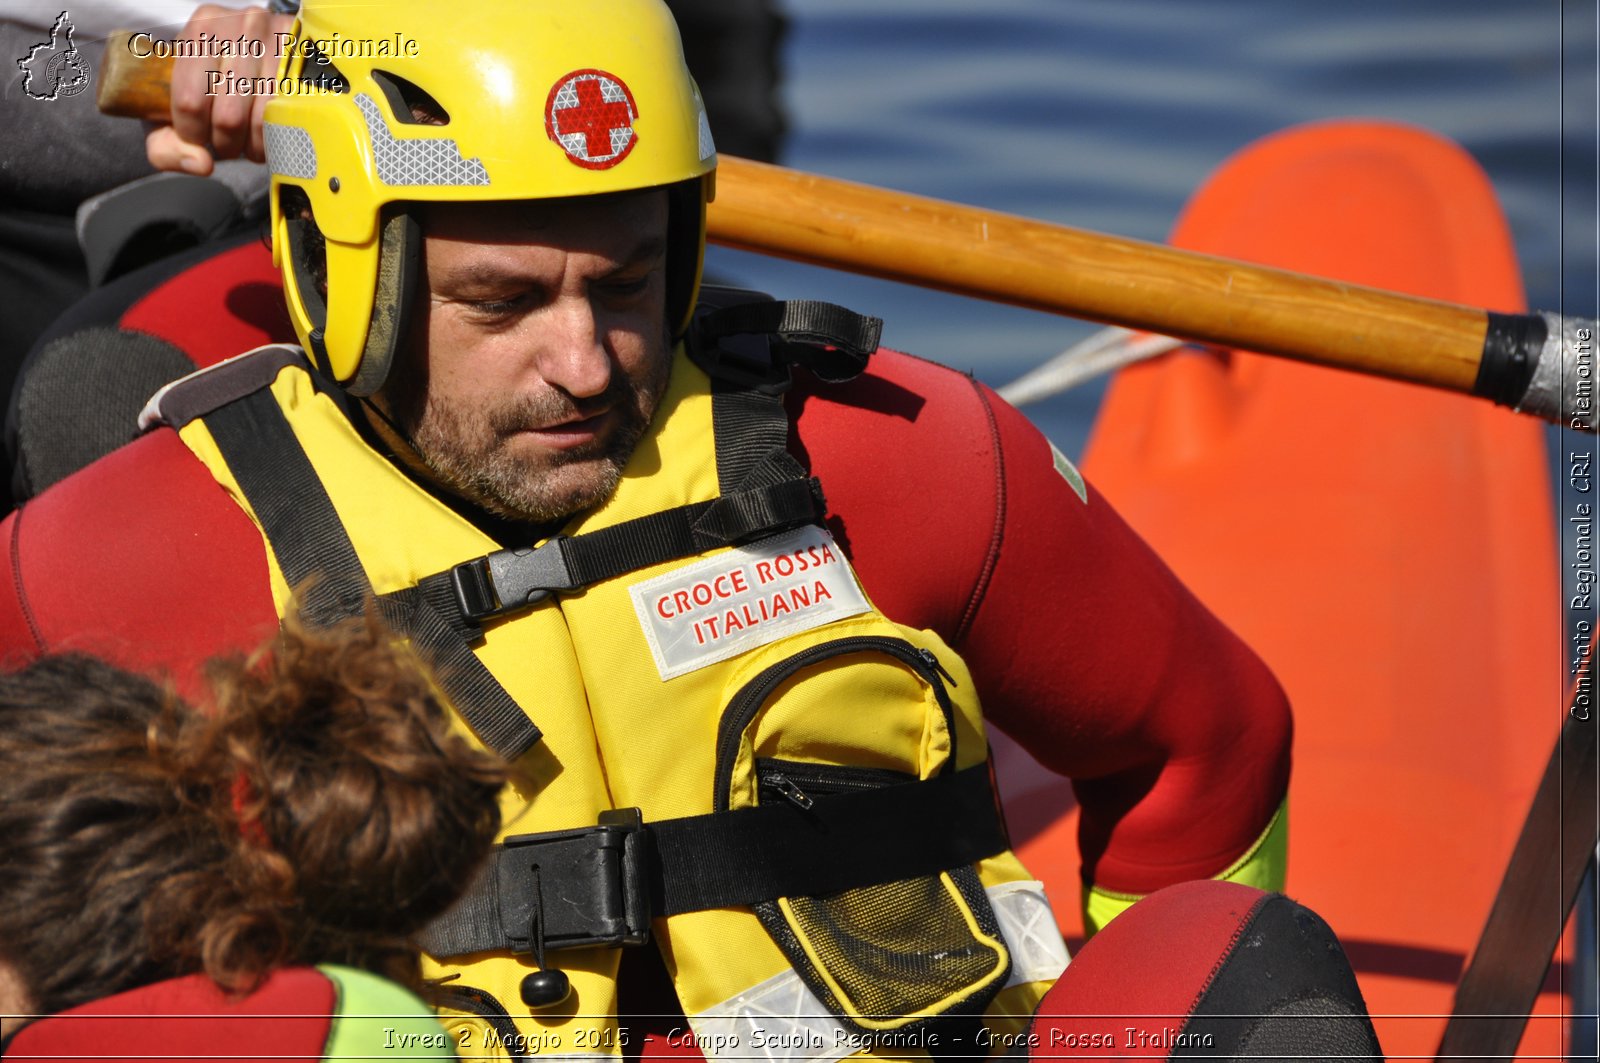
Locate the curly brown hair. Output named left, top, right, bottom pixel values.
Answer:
left=0, top=611, right=506, bottom=1018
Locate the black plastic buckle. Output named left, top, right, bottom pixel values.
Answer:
left=698, top=331, right=793, bottom=393
left=497, top=808, right=653, bottom=955
left=450, top=537, right=575, bottom=624
left=688, top=302, right=793, bottom=394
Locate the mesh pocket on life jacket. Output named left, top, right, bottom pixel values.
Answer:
left=753, top=760, right=1011, bottom=1035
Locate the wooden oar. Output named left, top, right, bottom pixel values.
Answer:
left=97, top=37, right=1596, bottom=429
left=710, top=156, right=1591, bottom=430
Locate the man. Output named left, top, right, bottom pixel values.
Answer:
left=0, top=2, right=1374, bottom=1059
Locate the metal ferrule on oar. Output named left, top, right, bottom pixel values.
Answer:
left=97, top=42, right=1597, bottom=430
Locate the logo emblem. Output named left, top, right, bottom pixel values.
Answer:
left=545, top=69, right=639, bottom=170
left=16, top=11, right=91, bottom=102
left=629, top=526, right=870, bottom=681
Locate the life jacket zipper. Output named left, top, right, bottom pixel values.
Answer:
left=762, top=771, right=816, bottom=809
left=758, top=757, right=918, bottom=796
left=918, top=646, right=958, bottom=687
left=713, top=635, right=959, bottom=812
left=758, top=760, right=921, bottom=809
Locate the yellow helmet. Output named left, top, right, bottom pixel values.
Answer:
left=263, top=0, right=717, bottom=394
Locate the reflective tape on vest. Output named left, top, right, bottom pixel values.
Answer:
left=685, top=881, right=1070, bottom=1063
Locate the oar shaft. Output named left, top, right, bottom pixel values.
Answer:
left=709, top=159, right=1593, bottom=429
left=714, top=157, right=1533, bottom=397
left=94, top=43, right=1594, bottom=428
left=1435, top=633, right=1599, bottom=1062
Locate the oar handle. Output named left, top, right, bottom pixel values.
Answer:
left=97, top=30, right=175, bottom=121
left=95, top=39, right=1596, bottom=430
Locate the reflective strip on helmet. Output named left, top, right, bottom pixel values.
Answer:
left=264, top=122, right=317, bottom=179
left=989, top=880, right=1071, bottom=987
left=697, top=109, right=716, bottom=162
left=687, top=882, right=1069, bottom=1062
left=355, top=94, right=489, bottom=187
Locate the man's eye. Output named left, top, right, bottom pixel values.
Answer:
left=604, top=275, right=651, bottom=297
left=467, top=294, right=528, bottom=316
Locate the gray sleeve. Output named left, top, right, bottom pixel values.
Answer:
left=1, top=26, right=155, bottom=213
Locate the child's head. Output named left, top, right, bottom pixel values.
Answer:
left=0, top=613, right=506, bottom=1027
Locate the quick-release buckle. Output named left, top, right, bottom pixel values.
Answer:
left=497, top=808, right=653, bottom=956
left=689, top=309, right=793, bottom=394
left=450, top=537, right=576, bottom=623
left=701, top=333, right=792, bottom=393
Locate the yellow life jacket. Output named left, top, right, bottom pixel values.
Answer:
left=144, top=301, right=1069, bottom=1061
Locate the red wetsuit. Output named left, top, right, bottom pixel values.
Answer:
left=0, top=242, right=1292, bottom=1055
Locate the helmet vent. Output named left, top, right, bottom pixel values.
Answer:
left=371, top=70, right=450, bottom=127
left=295, top=42, right=348, bottom=94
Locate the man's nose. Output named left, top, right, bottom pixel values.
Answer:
left=537, top=297, right=612, bottom=398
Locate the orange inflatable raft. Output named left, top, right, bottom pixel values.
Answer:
left=994, top=118, right=1568, bottom=1059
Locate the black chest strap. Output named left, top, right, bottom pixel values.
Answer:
left=420, top=763, right=1006, bottom=960
left=434, top=477, right=826, bottom=629
left=200, top=381, right=543, bottom=761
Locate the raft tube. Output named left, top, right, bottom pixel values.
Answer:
left=994, top=118, right=1566, bottom=1060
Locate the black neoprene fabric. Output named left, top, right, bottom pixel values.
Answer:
left=1176, top=894, right=1384, bottom=1061
left=11, top=326, right=195, bottom=501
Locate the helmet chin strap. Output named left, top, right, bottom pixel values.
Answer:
left=356, top=391, right=427, bottom=470
left=284, top=213, right=334, bottom=376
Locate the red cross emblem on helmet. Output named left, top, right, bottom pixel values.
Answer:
left=545, top=69, right=640, bottom=170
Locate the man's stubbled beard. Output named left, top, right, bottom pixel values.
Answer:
left=408, top=349, right=671, bottom=524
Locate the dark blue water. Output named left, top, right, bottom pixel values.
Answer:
left=703, top=0, right=1599, bottom=458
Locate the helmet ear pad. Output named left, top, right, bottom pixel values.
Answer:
left=283, top=206, right=421, bottom=397
left=346, top=211, right=423, bottom=397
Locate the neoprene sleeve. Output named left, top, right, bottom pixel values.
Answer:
left=788, top=354, right=1292, bottom=905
